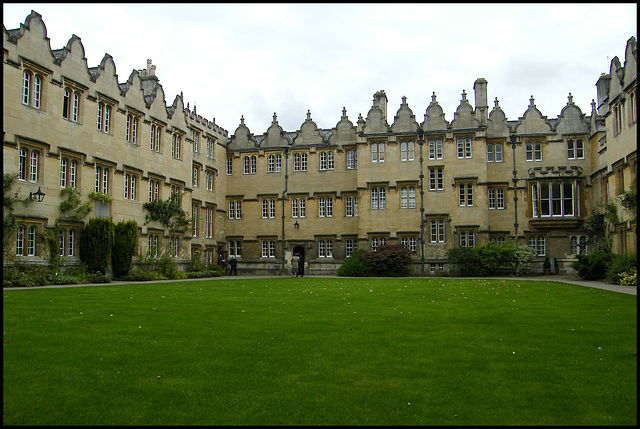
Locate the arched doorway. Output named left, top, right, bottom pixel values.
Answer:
left=293, top=245, right=305, bottom=277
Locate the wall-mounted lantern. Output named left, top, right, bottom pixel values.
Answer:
left=30, top=187, right=45, bottom=203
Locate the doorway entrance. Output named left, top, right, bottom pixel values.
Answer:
left=293, top=245, right=305, bottom=277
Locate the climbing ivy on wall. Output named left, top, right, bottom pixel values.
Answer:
left=143, top=193, right=190, bottom=231
left=59, top=187, right=92, bottom=220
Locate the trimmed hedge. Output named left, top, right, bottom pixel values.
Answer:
left=112, top=220, right=138, bottom=278
left=79, top=217, right=115, bottom=274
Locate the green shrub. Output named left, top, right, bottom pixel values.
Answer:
left=89, top=273, right=112, bottom=283
left=2, top=264, right=54, bottom=287
left=40, top=227, right=63, bottom=272
left=618, top=267, right=637, bottom=286
left=50, top=274, right=80, bottom=285
left=606, top=253, right=637, bottom=285
left=79, top=218, right=115, bottom=274
left=120, top=269, right=168, bottom=282
left=358, top=244, right=413, bottom=277
left=571, top=250, right=614, bottom=280
left=447, top=241, right=537, bottom=277
left=3, top=266, right=29, bottom=287
left=186, top=269, right=224, bottom=278
left=447, top=246, right=482, bottom=276
left=112, top=220, right=138, bottom=278
left=135, top=250, right=186, bottom=280
left=337, top=250, right=372, bottom=277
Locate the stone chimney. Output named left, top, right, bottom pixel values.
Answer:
left=595, top=73, right=611, bottom=113
left=373, top=90, right=388, bottom=122
left=474, top=78, right=488, bottom=126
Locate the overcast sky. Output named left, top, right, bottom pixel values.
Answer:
left=3, top=3, right=637, bottom=135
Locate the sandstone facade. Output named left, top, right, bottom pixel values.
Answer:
left=3, top=11, right=636, bottom=275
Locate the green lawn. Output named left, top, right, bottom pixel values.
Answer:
left=3, top=277, right=637, bottom=425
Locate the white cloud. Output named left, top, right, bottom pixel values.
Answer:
left=3, top=3, right=637, bottom=133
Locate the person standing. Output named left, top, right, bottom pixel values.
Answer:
left=218, top=254, right=226, bottom=273
left=291, top=253, right=300, bottom=277
left=298, top=253, right=304, bottom=277
left=229, top=256, right=237, bottom=275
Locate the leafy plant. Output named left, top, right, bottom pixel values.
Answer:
left=606, top=252, right=637, bottom=285
left=358, top=244, right=413, bottom=276
left=3, top=172, right=31, bottom=257
left=446, top=240, right=537, bottom=277
left=59, top=187, right=92, bottom=220
left=135, top=249, right=186, bottom=279
left=618, top=267, right=637, bottom=286
left=583, top=203, right=618, bottom=253
left=88, top=190, right=113, bottom=203
left=337, top=249, right=372, bottom=277
left=40, top=227, right=63, bottom=272
left=571, top=250, right=614, bottom=280
left=620, top=178, right=637, bottom=236
left=143, top=193, right=190, bottom=231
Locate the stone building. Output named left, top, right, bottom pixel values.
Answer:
left=3, top=11, right=637, bottom=276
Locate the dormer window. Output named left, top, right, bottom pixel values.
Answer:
left=63, top=87, right=81, bottom=122
left=126, top=113, right=140, bottom=144
left=97, top=101, right=113, bottom=134
left=171, top=133, right=182, bottom=159
left=22, top=70, right=43, bottom=109
left=151, top=123, right=162, bottom=152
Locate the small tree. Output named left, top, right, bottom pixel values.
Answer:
left=337, top=249, right=372, bottom=277
left=359, top=244, right=413, bottom=277
left=583, top=203, right=617, bottom=253
left=112, top=220, right=138, bottom=278
left=79, top=217, right=115, bottom=274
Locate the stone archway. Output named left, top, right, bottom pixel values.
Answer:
left=293, top=245, right=305, bottom=277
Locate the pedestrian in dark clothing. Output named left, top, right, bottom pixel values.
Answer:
left=229, top=256, right=237, bottom=275
left=298, top=255, right=304, bottom=277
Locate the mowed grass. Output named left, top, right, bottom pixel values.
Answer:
left=3, top=277, right=637, bottom=426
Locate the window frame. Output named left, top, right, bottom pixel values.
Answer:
left=123, top=171, right=138, bottom=201
left=458, top=182, right=474, bottom=207
left=59, top=156, right=79, bottom=189
left=18, top=144, right=43, bottom=183
left=370, top=187, right=386, bottom=210
left=429, top=167, right=444, bottom=191
left=171, top=133, right=182, bottom=159
left=22, top=69, right=44, bottom=109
